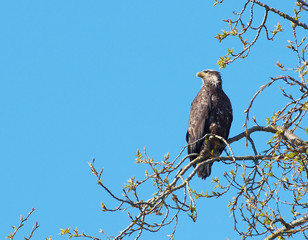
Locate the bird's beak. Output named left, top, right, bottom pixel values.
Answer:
left=196, top=71, right=206, bottom=78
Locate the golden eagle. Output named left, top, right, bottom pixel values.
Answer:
left=186, top=70, right=233, bottom=179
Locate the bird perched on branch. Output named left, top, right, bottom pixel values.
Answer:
left=186, top=70, right=233, bottom=179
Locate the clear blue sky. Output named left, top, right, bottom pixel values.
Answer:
left=0, top=1, right=298, bottom=239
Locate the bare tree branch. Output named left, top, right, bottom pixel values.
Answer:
left=228, top=125, right=307, bottom=146
left=85, top=121, right=307, bottom=239
left=251, top=0, right=308, bottom=29
left=266, top=214, right=308, bottom=240
left=6, top=208, right=38, bottom=240
left=297, top=0, right=308, bottom=8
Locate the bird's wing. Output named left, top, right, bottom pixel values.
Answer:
left=186, top=89, right=212, bottom=157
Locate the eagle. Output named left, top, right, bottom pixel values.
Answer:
left=186, top=70, right=233, bottom=179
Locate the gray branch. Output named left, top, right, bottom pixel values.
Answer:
left=265, top=214, right=308, bottom=240
left=228, top=125, right=306, bottom=146
left=251, top=0, right=308, bottom=29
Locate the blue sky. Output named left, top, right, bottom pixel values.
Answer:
left=0, top=1, right=301, bottom=239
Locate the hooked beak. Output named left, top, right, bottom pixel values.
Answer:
left=196, top=71, right=206, bottom=78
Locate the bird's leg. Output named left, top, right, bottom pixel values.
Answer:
left=200, top=136, right=222, bottom=158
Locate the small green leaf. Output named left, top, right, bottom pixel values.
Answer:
left=60, top=228, right=71, bottom=235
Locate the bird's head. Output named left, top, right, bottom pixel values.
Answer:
left=196, top=69, right=222, bottom=88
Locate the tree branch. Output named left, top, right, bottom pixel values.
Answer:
left=228, top=125, right=306, bottom=146
left=6, top=208, right=38, bottom=240
left=265, top=215, right=308, bottom=240
left=251, top=0, right=308, bottom=29
left=88, top=125, right=306, bottom=239
left=297, top=0, right=308, bottom=8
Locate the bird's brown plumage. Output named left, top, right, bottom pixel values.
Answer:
left=186, top=70, right=233, bottom=179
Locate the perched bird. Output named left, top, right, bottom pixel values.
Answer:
left=186, top=70, right=233, bottom=179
